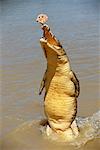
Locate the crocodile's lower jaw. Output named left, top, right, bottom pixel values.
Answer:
left=40, top=37, right=61, bottom=49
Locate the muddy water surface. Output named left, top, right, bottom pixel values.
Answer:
left=1, top=0, right=100, bottom=149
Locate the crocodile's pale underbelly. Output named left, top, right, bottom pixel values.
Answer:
left=45, top=74, right=75, bottom=96
left=45, top=95, right=76, bottom=118
left=44, top=75, right=77, bottom=121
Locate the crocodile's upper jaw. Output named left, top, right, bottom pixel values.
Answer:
left=40, top=38, right=61, bottom=50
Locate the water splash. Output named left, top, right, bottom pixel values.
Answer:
left=40, top=110, right=100, bottom=148
left=1, top=111, right=99, bottom=150
left=71, top=110, right=100, bottom=148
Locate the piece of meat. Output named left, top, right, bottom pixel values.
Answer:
left=36, top=14, right=62, bottom=47
left=36, top=14, right=48, bottom=24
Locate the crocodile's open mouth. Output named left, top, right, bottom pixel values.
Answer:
left=40, top=37, right=47, bottom=42
left=40, top=37, right=62, bottom=49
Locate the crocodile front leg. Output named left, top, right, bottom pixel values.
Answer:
left=39, top=69, right=47, bottom=95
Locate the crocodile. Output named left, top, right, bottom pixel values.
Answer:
left=36, top=14, right=80, bottom=139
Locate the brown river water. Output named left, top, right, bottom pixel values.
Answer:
left=0, top=0, right=100, bottom=149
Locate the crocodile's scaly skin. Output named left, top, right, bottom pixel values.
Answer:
left=39, top=25, right=80, bottom=138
